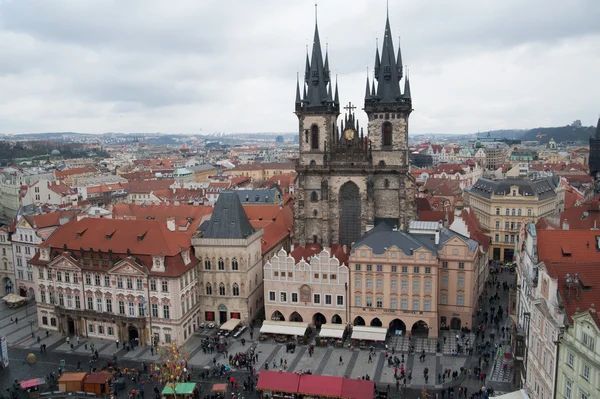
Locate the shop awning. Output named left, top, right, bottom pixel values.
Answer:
left=260, top=320, right=308, bottom=336
left=162, top=383, right=197, bottom=395
left=256, top=370, right=300, bottom=394
left=212, top=384, right=227, bottom=392
left=351, top=326, right=388, bottom=341
left=494, top=390, right=531, bottom=399
left=341, top=378, right=375, bottom=399
left=298, top=375, right=343, bottom=398
left=3, top=293, right=27, bottom=304
left=220, top=318, right=241, bottom=331
left=319, top=324, right=345, bottom=339
left=20, top=378, right=45, bottom=389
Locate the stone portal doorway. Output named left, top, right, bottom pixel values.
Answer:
left=128, top=326, right=139, bottom=342
left=339, top=182, right=361, bottom=245
left=67, top=317, right=75, bottom=335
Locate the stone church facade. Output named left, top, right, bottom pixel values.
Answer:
left=294, top=15, right=416, bottom=247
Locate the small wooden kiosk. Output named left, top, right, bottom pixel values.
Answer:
left=84, top=372, right=112, bottom=394
left=162, top=383, right=198, bottom=398
left=58, top=372, right=87, bottom=392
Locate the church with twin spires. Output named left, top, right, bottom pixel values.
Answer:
left=293, top=10, right=416, bottom=247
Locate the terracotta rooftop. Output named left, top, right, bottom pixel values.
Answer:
left=232, top=162, right=296, bottom=171
left=290, top=243, right=350, bottom=265
left=537, top=230, right=600, bottom=264
left=127, top=180, right=174, bottom=194
left=23, top=210, right=80, bottom=229
left=54, top=167, right=98, bottom=179
left=112, top=203, right=212, bottom=233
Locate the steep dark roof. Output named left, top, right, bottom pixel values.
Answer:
left=596, top=117, right=600, bottom=139
left=465, top=177, right=561, bottom=200
left=236, top=188, right=282, bottom=204
left=202, top=191, right=255, bottom=239
left=371, top=15, right=403, bottom=103
left=300, top=19, right=336, bottom=111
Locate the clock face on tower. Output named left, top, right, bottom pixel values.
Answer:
left=343, top=128, right=355, bottom=141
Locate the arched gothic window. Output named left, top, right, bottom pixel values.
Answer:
left=310, top=160, right=317, bottom=168
left=379, top=160, right=386, bottom=168
left=231, top=258, right=238, bottom=271
left=384, top=179, right=390, bottom=189
left=232, top=283, right=240, bottom=296
left=204, top=259, right=211, bottom=270
left=205, top=283, right=212, bottom=295
left=313, top=209, right=318, bottom=217
left=218, top=258, right=225, bottom=270
left=311, top=191, right=318, bottom=202
left=382, top=122, right=393, bottom=147
left=219, top=283, right=226, bottom=296
left=311, top=125, right=319, bottom=150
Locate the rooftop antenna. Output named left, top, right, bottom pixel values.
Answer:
left=315, top=2, right=318, bottom=24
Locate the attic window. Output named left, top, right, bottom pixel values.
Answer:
left=105, top=231, right=115, bottom=240
left=76, top=228, right=87, bottom=238
left=561, top=245, right=572, bottom=256
left=137, top=231, right=148, bottom=242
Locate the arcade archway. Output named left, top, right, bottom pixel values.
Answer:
left=389, top=319, right=407, bottom=334
left=271, top=310, right=285, bottom=321
left=353, top=316, right=366, bottom=326
left=289, top=312, right=303, bottom=322
left=450, top=317, right=462, bottom=330
left=411, top=320, right=430, bottom=338
left=370, top=317, right=383, bottom=327
left=313, top=313, right=326, bottom=328
left=331, top=314, right=342, bottom=324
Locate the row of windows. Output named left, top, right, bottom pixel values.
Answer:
left=494, top=234, right=518, bottom=243
left=353, top=293, right=464, bottom=308
left=40, top=291, right=172, bottom=319
left=354, top=277, right=445, bottom=292
left=205, top=283, right=240, bottom=296
left=203, top=258, right=239, bottom=271
left=14, top=245, right=36, bottom=254
left=354, top=264, right=434, bottom=273
left=39, top=269, right=172, bottom=292
left=268, top=291, right=344, bottom=306
left=17, top=270, right=33, bottom=281
left=495, top=207, right=532, bottom=217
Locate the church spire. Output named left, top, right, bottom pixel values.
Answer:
left=397, top=37, right=403, bottom=80
left=596, top=115, right=600, bottom=139
left=404, top=68, right=411, bottom=100
left=295, top=73, right=301, bottom=111
left=365, top=75, right=371, bottom=100
left=334, top=75, right=339, bottom=105
left=300, top=7, right=335, bottom=111
left=370, top=13, right=402, bottom=103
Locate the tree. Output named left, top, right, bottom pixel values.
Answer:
left=155, top=342, right=191, bottom=395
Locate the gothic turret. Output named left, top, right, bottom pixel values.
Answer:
left=365, top=13, right=411, bottom=109
left=298, top=17, right=337, bottom=112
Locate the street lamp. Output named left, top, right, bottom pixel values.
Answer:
left=29, top=320, right=35, bottom=338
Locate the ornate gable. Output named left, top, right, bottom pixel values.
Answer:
left=48, top=254, right=81, bottom=271
left=108, top=258, right=148, bottom=276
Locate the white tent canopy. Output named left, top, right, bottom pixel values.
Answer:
left=494, top=390, right=530, bottom=399
left=220, top=318, right=241, bottom=331
left=260, top=320, right=308, bottom=336
left=319, top=324, right=346, bottom=339
left=2, top=293, right=27, bottom=304
left=351, top=326, right=388, bottom=341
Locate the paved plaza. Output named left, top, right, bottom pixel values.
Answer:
left=1, top=270, right=517, bottom=397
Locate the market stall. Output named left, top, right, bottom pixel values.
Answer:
left=211, top=383, right=227, bottom=399
left=2, top=293, right=28, bottom=308
left=220, top=318, right=241, bottom=332
left=161, top=382, right=198, bottom=398
left=260, top=321, right=308, bottom=336
left=256, top=370, right=300, bottom=399
left=58, top=372, right=87, bottom=392
left=319, top=324, right=345, bottom=338
left=19, top=378, right=45, bottom=398
left=83, top=372, right=112, bottom=394
left=257, top=371, right=374, bottom=399
left=351, top=326, right=388, bottom=341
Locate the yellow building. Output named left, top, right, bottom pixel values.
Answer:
left=229, top=162, right=295, bottom=183
left=348, top=221, right=482, bottom=338
left=464, top=177, right=564, bottom=261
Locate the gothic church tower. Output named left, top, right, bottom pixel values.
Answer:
left=294, top=11, right=416, bottom=247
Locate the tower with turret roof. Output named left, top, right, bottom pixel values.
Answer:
left=294, top=8, right=416, bottom=247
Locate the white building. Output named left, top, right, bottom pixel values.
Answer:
left=21, top=180, right=79, bottom=207
left=30, top=217, right=200, bottom=346
left=0, top=226, right=15, bottom=295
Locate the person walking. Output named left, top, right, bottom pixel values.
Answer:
left=339, top=356, right=343, bottom=365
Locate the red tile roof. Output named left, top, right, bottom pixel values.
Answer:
left=55, top=167, right=98, bottom=179
left=24, top=210, right=80, bottom=229
left=537, top=230, right=600, bottom=264
left=243, top=204, right=293, bottom=254
left=422, top=178, right=462, bottom=197
left=34, top=217, right=195, bottom=277
left=127, top=180, right=174, bottom=193
left=232, top=162, right=295, bottom=171
left=290, top=243, right=350, bottom=265
left=460, top=208, right=489, bottom=251
left=112, top=203, right=212, bottom=233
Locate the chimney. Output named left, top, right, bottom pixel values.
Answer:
left=409, top=248, right=414, bottom=256
left=591, top=303, right=596, bottom=313
left=562, top=219, right=569, bottom=230
left=290, top=244, right=295, bottom=253
left=166, top=217, right=176, bottom=232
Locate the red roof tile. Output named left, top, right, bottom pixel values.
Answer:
left=537, top=230, right=600, bottom=264
left=55, top=167, right=98, bottom=179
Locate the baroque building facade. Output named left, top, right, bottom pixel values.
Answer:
left=30, top=217, right=200, bottom=346
left=293, top=14, right=416, bottom=247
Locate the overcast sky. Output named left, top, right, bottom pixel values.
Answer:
left=1, top=0, right=599, bottom=135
